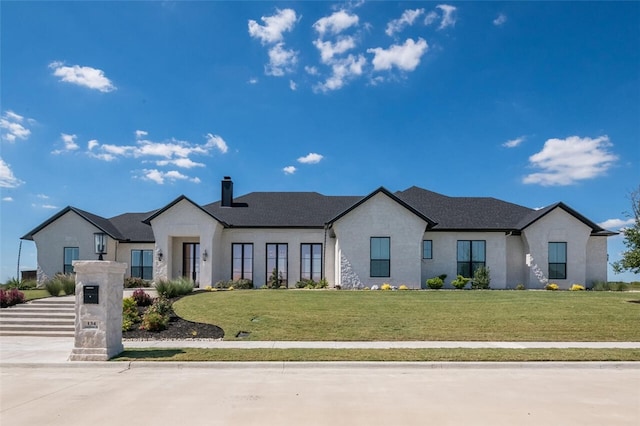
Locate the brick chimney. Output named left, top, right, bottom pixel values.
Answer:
left=221, top=176, right=233, bottom=207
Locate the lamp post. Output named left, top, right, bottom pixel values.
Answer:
left=94, top=233, right=107, bottom=261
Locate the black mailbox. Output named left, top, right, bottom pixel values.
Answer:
left=84, top=285, right=99, bottom=304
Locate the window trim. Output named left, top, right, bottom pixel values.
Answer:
left=266, top=243, right=288, bottom=286
left=548, top=242, right=567, bottom=280
left=231, top=243, right=254, bottom=281
left=370, top=237, right=391, bottom=278
left=131, top=249, right=153, bottom=280
left=301, top=243, right=323, bottom=281
left=422, top=240, right=433, bottom=259
left=456, top=240, right=486, bottom=278
left=63, top=247, right=79, bottom=275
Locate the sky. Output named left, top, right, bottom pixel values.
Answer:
left=1, top=1, right=639, bottom=283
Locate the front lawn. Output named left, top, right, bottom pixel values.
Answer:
left=172, top=290, right=640, bottom=342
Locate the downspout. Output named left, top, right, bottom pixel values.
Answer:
left=323, top=224, right=328, bottom=280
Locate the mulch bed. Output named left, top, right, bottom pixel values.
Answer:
left=122, top=298, right=224, bottom=340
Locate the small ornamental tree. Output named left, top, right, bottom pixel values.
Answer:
left=471, top=266, right=491, bottom=289
left=612, top=186, right=640, bottom=275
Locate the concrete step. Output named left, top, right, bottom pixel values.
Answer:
left=0, top=313, right=75, bottom=319
left=0, top=330, right=75, bottom=337
left=0, top=297, right=76, bottom=337
left=0, top=324, right=74, bottom=332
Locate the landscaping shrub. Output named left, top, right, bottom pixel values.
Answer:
left=154, top=278, right=194, bottom=298
left=139, top=297, right=173, bottom=331
left=267, top=269, right=286, bottom=289
left=214, top=279, right=253, bottom=290
left=471, top=266, right=491, bottom=289
left=295, top=279, right=329, bottom=289
left=545, top=283, right=559, bottom=291
left=592, top=281, right=629, bottom=291
left=60, top=276, right=76, bottom=295
left=122, top=297, right=140, bottom=331
left=570, top=284, right=585, bottom=291
left=398, top=284, right=409, bottom=291
left=515, top=284, right=526, bottom=290
left=0, top=288, right=25, bottom=308
left=381, top=283, right=392, bottom=291
left=124, top=277, right=151, bottom=288
left=44, top=274, right=75, bottom=296
left=426, top=276, right=444, bottom=289
left=2, top=278, right=37, bottom=290
left=44, top=279, right=63, bottom=297
left=451, top=275, right=470, bottom=289
left=132, top=289, right=153, bottom=306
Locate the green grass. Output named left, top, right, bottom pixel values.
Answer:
left=173, top=290, right=640, bottom=342
left=21, top=289, right=50, bottom=301
left=114, top=348, right=640, bottom=362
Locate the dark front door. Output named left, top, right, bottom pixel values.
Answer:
left=183, top=243, right=200, bottom=283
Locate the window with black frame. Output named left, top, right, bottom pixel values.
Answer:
left=370, top=237, right=390, bottom=277
left=131, top=249, right=153, bottom=280
left=548, top=242, right=567, bottom=279
left=457, top=240, right=486, bottom=277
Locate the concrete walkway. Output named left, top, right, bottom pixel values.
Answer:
left=1, top=336, right=639, bottom=364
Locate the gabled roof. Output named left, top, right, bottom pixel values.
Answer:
left=21, top=206, right=155, bottom=242
left=327, top=187, right=437, bottom=227
left=203, top=192, right=361, bottom=227
left=516, top=202, right=617, bottom=236
left=395, top=186, right=532, bottom=230
left=143, top=195, right=226, bottom=225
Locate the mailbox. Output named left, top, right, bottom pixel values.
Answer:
left=83, top=285, right=99, bottom=304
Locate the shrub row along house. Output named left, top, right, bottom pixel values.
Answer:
left=22, top=177, right=616, bottom=290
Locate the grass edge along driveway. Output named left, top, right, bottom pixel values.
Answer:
left=172, top=290, right=640, bottom=342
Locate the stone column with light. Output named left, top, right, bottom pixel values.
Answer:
left=69, top=261, right=126, bottom=361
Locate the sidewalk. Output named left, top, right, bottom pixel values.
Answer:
left=1, top=336, right=639, bottom=364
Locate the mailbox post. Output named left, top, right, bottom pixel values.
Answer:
left=70, top=261, right=126, bottom=361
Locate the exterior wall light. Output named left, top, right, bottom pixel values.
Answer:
left=202, top=249, right=208, bottom=262
left=94, top=233, right=107, bottom=261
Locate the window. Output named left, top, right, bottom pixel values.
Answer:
left=267, top=244, right=288, bottom=285
left=370, top=237, right=390, bottom=277
left=63, top=247, right=79, bottom=274
left=422, top=240, right=433, bottom=259
left=548, top=242, right=567, bottom=279
left=232, top=243, right=253, bottom=281
left=301, top=243, right=322, bottom=281
left=457, top=240, right=486, bottom=278
left=131, top=250, right=153, bottom=280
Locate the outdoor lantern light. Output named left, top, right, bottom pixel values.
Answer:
left=157, top=248, right=163, bottom=262
left=94, top=233, right=107, bottom=261
left=202, top=249, right=208, bottom=262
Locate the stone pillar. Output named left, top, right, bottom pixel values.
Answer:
left=70, top=261, right=126, bottom=361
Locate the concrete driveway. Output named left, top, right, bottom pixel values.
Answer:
left=1, top=362, right=638, bottom=425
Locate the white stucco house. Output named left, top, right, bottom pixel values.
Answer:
left=22, top=177, right=616, bottom=290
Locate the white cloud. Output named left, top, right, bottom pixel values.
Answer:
left=283, top=166, right=297, bottom=175
left=502, top=136, right=525, bottom=148
left=265, top=43, right=298, bottom=76
left=140, top=169, right=199, bottom=184
left=289, top=80, right=297, bottom=91
left=386, top=8, right=424, bottom=36
left=313, top=10, right=359, bottom=36
left=52, top=133, right=80, bottom=154
left=315, top=54, right=366, bottom=92
left=598, top=218, right=636, bottom=230
left=1, top=110, right=32, bottom=142
left=135, top=130, right=148, bottom=139
left=156, top=158, right=205, bottom=168
left=368, top=38, right=428, bottom=72
left=205, top=133, right=229, bottom=154
left=314, top=36, right=357, bottom=63
left=37, top=194, right=49, bottom=199
left=87, top=139, right=99, bottom=150
left=424, top=11, right=438, bottom=26
left=248, top=8, right=297, bottom=44
left=49, top=61, right=116, bottom=92
left=493, top=13, right=507, bottom=26
left=305, top=66, right=319, bottom=76
left=2, top=196, right=13, bottom=202
left=437, top=5, right=457, bottom=29
left=248, top=78, right=258, bottom=84
left=523, top=136, right=618, bottom=186
left=0, top=157, right=24, bottom=188
left=297, top=153, right=324, bottom=164
left=41, top=204, right=58, bottom=210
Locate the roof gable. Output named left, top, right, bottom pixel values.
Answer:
left=517, top=202, right=617, bottom=236
left=143, top=195, right=226, bottom=225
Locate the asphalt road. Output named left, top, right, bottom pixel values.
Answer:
left=1, top=363, right=638, bottom=425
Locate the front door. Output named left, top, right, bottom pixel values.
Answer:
left=183, top=243, right=200, bottom=284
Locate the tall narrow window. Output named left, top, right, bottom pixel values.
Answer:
left=548, top=242, right=567, bottom=279
left=266, top=244, right=288, bottom=285
left=370, top=237, right=390, bottom=277
left=301, top=243, right=322, bottom=281
left=232, top=243, right=253, bottom=281
left=457, top=240, right=486, bottom=277
left=63, top=247, right=79, bottom=274
left=422, top=240, right=433, bottom=259
left=131, top=249, right=153, bottom=280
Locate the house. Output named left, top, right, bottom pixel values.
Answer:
left=21, top=177, right=616, bottom=290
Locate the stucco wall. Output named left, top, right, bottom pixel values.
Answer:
left=218, top=228, right=329, bottom=287
left=586, top=236, right=609, bottom=286
left=332, top=192, right=427, bottom=289
left=149, top=199, right=223, bottom=287
left=420, top=231, right=510, bottom=289
left=522, top=208, right=592, bottom=289
left=114, top=242, right=154, bottom=277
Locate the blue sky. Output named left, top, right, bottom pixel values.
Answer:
left=1, top=1, right=638, bottom=283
